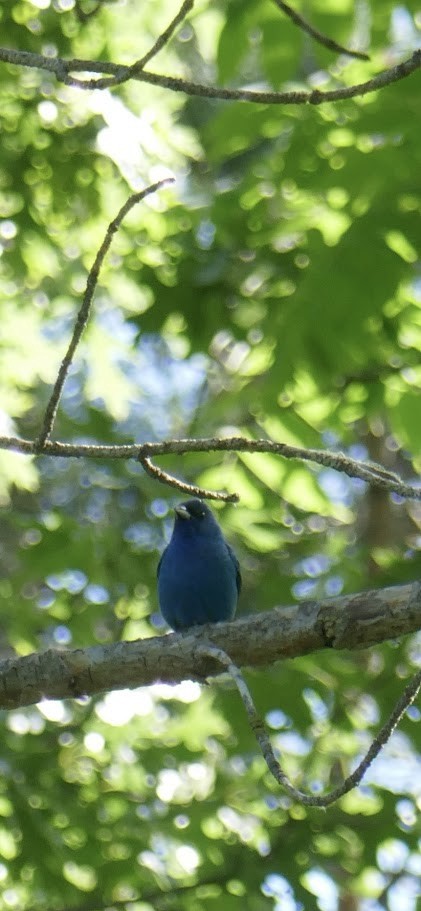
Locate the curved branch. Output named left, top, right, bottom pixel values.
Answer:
left=198, top=643, right=421, bottom=806
left=0, top=45, right=419, bottom=104
left=0, top=580, right=420, bottom=710
left=35, top=179, right=174, bottom=448
left=272, top=0, right=369, bottom=61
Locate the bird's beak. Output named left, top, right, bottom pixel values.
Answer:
left=175, top=505, right=191, bottom=520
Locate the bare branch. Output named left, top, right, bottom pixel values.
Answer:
left=74, top=0, right=102, bottom=23
left=0, top=580, right=420, bottom=710
left=272, top=0, right=369, bottom=61
left=88, top=0, right=195, bottom=90
left=139, top=454, right=239, bottom=503
left=131, top=0, right=194, bottom=72
left=35, top=179, right=174, bottom=449
left=0, top=45, right=419, bottom=105
left=2, top=433, right=421, bottom=505
left=197, top=643, right=421, bottom=807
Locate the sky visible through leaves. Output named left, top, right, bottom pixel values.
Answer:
left=0, top=1, right=421, bottom=909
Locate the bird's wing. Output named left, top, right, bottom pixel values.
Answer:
left=226, top=542, right=242, bottom=595
left=157, top=548, right=166, bottom=579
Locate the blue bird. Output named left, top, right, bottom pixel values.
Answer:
left=157, top=498, right=241, bottom=631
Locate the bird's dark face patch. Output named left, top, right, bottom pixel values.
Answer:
left=177, top=499, right=209, bottom=521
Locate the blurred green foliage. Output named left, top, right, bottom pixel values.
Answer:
left=0, top=1, right=420, bottom=909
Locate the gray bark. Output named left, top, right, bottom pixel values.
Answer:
left=0, top=581, right=420, bottom=710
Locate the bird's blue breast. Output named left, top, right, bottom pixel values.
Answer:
left=158, top=532, right=238, bottom=631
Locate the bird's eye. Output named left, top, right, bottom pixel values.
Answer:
left=184, top=500, right=208, bottom=520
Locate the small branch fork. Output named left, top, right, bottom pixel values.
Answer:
left=2, top=432, right=421, bottom=506
left=0, top=179, right=410, bottom=506
left=0, top=170, right=412, bottom=504
left=0, top=45, right=419, bottom=103
left=198, top=644, right=421, bottom=807
left=71, top=0, right=368, bottom=67
left=0, top=0, right=419, bottom=104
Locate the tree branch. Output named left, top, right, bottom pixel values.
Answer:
left=35, top=179, right=174, bottom=449
left=120, top=0, right=194, bottom=76
left=197, top=643, right=421, bottom=806
left=74, top=0, right=102, bottom=23
left=88, top=0, right=195, bottom=90
left=0, top=45, right=419, bottom=104
left=0, top=581, right=420, bottom=710
left=1, top=433, right=421, bottom=504
left=272, top=0, right=369, bottom=61
left=138, top=454, right=239, bottom=502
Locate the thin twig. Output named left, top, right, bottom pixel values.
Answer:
left=132, top=0, right=194, bottom=72
left=91, top=0, right=194, bottom=91
left=0, top=45, right=419, bottom=104
left=35, top=178, right=174, bottom=449
left=75, top=0, right=102, bottom=23
left=3, top=434, right=420, bottom=505
left=198, top=644, right=421, bottom=807
left=272, top=0, right=369, bottom=61
left=139, top=455, right=239, bottom=503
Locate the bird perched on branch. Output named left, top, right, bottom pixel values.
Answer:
left=157, top=498, right=241, bottom=631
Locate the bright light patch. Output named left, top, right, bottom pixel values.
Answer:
left=38, top=700, right=70, bottom=723
left=7, top=713, right=30, bottom=735
left=38, top=101, right=58, bottom=123
left=175, top=845, right=200, bottom=874
left=156, top=769, right=182, bottom=803
left=0, top=221, right=17, bottom=240
left=95, top=688, right=153, bottom=726
left=302, top=869, right=338, bottom=911
left=187, top=762, right=207, bottom=781
left=138, top=850, right=163, bottom=875
left=63, top=862, right=97, bottom=891
left=152, top=681, right=201, bottom=703
left=92, top=92, right=175, bottom=187
left=377, top=839, right=409, bottom=874
left=84, top=732, right=105, bottom=754
left=218, top=807, right=259, bottom=843
left=3, top=890, right=20, bottom=908
left=0, top=411, right=14, bottom=434
left=262, top=873, right=296, bottom=911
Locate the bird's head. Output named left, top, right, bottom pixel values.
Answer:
left=173, top=498, right=218, bottom=536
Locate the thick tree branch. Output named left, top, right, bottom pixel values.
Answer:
left=0, top=46, right=419, bottom=104
left=0, top=581, right=420, bottom=710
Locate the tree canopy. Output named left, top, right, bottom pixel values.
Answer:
left=0, top=1, right=421, bottom=909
